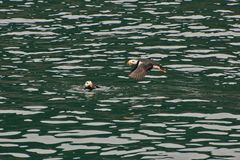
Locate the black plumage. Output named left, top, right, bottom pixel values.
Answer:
left=127, top=58, right=166, bottom=80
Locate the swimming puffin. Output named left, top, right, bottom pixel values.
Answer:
left=84, top=81, right=99, bottom=91
left=127, top=58, right=166, bottom=80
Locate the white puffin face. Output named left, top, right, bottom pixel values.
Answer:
left=127, top=59, right=138, bottom=65
left=84, top=81, right=93, bottom=88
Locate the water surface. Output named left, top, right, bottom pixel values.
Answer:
left=0, top=0, right=240, bottom=159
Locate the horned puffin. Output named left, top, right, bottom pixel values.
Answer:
left=84, top=81, right=99, bottom=91
left=127, top=58, right=166, bottom=80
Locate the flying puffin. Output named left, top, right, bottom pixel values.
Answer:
left=84, top=81, right=99, bottom=91
left=127, top=58, right=166, bottom=80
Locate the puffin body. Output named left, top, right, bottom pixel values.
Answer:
left=127, top=58, right=166, bottom=80
left=84, top=81, right=99, bottom=91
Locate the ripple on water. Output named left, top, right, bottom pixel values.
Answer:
left=137, top=45, right=187, bottom=50
left=23, top=88, right=39, bottom=92
left=142, top=152, right=209, bottom=160
left=166, top=99, right=210, bottom=103
left=149, top=112, right=240, bottom=120
left=100, top=147, right=155, bottom=156
left=168, top=31, right=240, bottom=37
left=0, top=153, right=30, bottom=158
left=157, top=143, right=185, bottom=149
left=229, top=42, right=240, bottom=46
left=166, top=64, right=206, bottom=72
left=53, top=130, right=111, bottom=137
left=3, top=31, right=58, bottom=36
left=41, top=120, right=78, bottom=124
left=27, top=148, right=56, bottom=155
left=0, top=131, right=21, bottom=136
left=53, top=65, right=104, bottom=70
left=121, top=133, right=163, bottom=140
left=0, top=110, right=42, bottom=115
left=0, top=18, right=54, bottom=24
left=82, top=122, right=113, bottom=126
left=57, top=144, right=101, bottom=151
left=168, top=15, right=210, bottom=20
left=185, top=53, right=236, bottom=59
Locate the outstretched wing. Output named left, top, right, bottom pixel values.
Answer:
left=129, top=63, right=153, bottom=80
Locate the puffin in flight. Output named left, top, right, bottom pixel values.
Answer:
left=84, top=81, right=99, bottom=91
left=127, top=58, right=166, bottom=80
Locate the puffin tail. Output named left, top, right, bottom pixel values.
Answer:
left=159, top=66, right=166, bottom=73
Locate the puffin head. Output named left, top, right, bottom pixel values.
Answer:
left=84, top=81, right=94, bottom=89
left=127, top=59, right=138, bottom=65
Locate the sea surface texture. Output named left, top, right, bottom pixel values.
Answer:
left=0, top=0, right=240, bottom=159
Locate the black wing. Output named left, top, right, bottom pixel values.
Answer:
left=129, top=63, right=153, bottom=80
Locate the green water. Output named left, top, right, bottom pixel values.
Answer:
left=0, top=0, right=240, bottom=159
